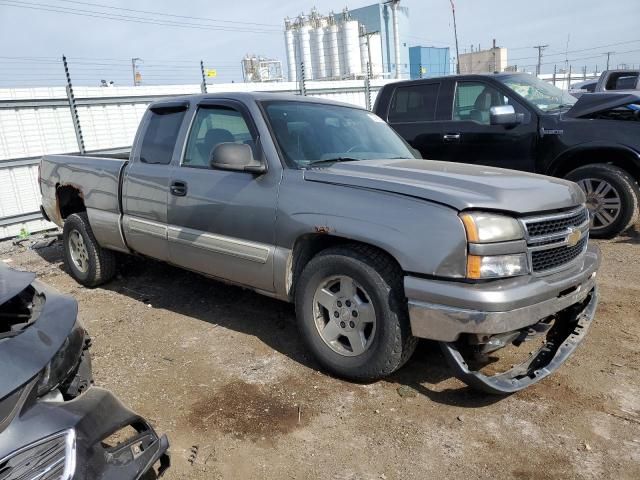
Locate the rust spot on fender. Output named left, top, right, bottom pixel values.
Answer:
left=314, top=225, right=330, bottom=234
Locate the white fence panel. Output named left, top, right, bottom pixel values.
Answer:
left=0, top=79, right=399, bottom=239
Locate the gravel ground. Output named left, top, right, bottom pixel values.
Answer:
left=1, top=227, right=639, bottom=480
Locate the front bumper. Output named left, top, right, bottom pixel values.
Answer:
left=405, top=243, right=600, bottom=394
left=0, top=385, right=170, bottom=479
left=406, top=243, right=600, bottom=342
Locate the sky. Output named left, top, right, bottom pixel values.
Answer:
left=0, top=0, right=638, bottom=87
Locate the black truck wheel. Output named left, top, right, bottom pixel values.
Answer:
left=566, top=164, right=639, bottom=238
left=295, top=244, right=417, bottom=382
left=63, top=212, right=117, bottom=287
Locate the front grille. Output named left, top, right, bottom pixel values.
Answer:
left=526, top=208, right=588, bottom=238
left=531, top=237, right=588, bottom=272
left=522, top=206, right=590, bottom=274
left=0, top=430, right=74, bottom=480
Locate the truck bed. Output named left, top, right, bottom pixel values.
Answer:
left=40, top=152, right=128, bottom=227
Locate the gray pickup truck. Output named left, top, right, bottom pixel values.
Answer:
left=39, top=93, right=600, bottom=393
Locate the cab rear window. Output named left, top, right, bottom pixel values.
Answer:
left=140, top=108, right=186, bottom=165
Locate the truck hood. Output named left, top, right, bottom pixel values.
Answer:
left=0, top=264, right=77, bottom=399
left=565, top=92, right=640, bottom=118
left=303, top=159, right=585, bottom=214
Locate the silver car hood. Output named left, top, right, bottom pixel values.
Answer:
left=303, top=159, right=585, bottom=214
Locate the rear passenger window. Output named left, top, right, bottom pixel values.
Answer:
left=140, top=107, right=186, bottom=165
left=388, top=83, right=439, bottom=123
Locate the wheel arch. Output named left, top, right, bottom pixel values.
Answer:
left=287, top=233, right=403, bottom=301
left=55, top=184, right=86, bottom=220
left=549, top=145, right=640, bottom=180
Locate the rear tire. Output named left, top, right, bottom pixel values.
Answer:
left=295, top=244, right=417, bottom=382
left=63, top=212, right=117, bottom=287
left=566, top=164, right=639, bottom=238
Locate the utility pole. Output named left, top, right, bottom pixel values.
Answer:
left=131, top=57, right=142, bottom=86
left=450, top=0, right=460, bottom=74
left=533, top=45, right=549, bottom=76
left=603, top=51, right=614, bottom=70
left=390, top=0, right=401, bottom=79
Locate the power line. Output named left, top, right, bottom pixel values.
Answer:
left=0, top=0, right=283, bottom=34
left=56, top=0, right=281, bottom=28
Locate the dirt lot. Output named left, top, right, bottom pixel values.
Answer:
left=2, top=228, right=639, bottom=480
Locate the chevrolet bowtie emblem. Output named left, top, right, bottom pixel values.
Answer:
left=566, top=228, right=582, bottom=247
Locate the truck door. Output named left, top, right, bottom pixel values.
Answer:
left=438, top=80, right=538, bottom=172
left=166, top=100, right=278, bottom=293
left=384, top=81, right=444, bottom=159
left=121, top=102, right=188, bottom=261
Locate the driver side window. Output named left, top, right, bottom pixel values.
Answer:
left=183, top=106, right=254, bottom=168
left=453, top=82, right=509, bottom=124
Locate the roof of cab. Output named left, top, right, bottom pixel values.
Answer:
left=148, top=91, right=364, bottom=110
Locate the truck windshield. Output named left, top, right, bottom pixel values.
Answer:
left=497, top=74, right=576, bottom=112
left=262, top=101, right=415, bottom=168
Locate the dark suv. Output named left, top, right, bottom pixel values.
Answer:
left=374, top=73, right=640, bottom=237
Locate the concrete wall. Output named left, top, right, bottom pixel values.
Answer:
left=459, top=47, right=508, bottom=74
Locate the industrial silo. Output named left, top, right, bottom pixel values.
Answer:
left=295, top=16, right=313, bottom=80
left=325, top=16, right=341, bottom=79
left=359, top=30, right=369, bottom=75
left=284, top=18, right=297, bottom=82
left=368, top=32, right=384, bottom=77
left=310, top=16, right=327, bottom=79
left=339, top=13, right=361, bottom=77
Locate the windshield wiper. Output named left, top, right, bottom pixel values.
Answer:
left=307, top=157, right=361, bottom=167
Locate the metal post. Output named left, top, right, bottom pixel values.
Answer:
left=200, top=60, right=208, bottom=94
left=62, top=55, right=85, bottom=154
left=450, top=0, right=460, bottom=74
left=364, top=62, right=372, bottom=111
left=567, top=65, right=572, bottom=90
left=300, top=62, right=307, bottom=96
left=552, top=64, right=557, bottom=86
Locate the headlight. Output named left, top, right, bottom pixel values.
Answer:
left=37, top=321, right=86, bottom=396
left=461, top=212, right=528, bottom=279
left=466, top=253, right=528, bottom=279
left=460, top=212, right=523, bottom=243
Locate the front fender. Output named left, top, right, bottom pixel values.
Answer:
left=276, top=174, right=468, bottom=278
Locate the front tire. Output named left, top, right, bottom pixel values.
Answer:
left=295, top=245, right=417, bottom=382
left=63, top=212, right=117, bottom=287
left=566, top=164, right=639, bottom=238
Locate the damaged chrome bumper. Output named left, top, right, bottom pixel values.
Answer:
left=405, top=243, right=600, bottom=393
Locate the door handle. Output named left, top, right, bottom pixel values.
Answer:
left=170, top=181, right=187, bottom=196
left=443, top=133, right=461, bottom=142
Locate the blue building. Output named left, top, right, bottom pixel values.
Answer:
left=349, top=2, right=411, bottom=79
left=409, top=46, right=451, bottom=79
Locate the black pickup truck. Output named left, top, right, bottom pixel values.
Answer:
left=374, top=72, right=640, bottom=238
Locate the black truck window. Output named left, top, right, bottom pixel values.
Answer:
left=453, top=81, right=508, bottom=124
left=140, top=108, right=186, bottom=165
left=388, top=83, right=439, bottom=122
left=183, top=106, right=254, bottom=168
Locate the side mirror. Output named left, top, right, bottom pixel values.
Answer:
left=490, top=105, right=521, bottom=127
left=210, top=143, right=266, bottom=174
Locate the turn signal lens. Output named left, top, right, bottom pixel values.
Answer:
left=467, top=254, right=528, bottom=279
